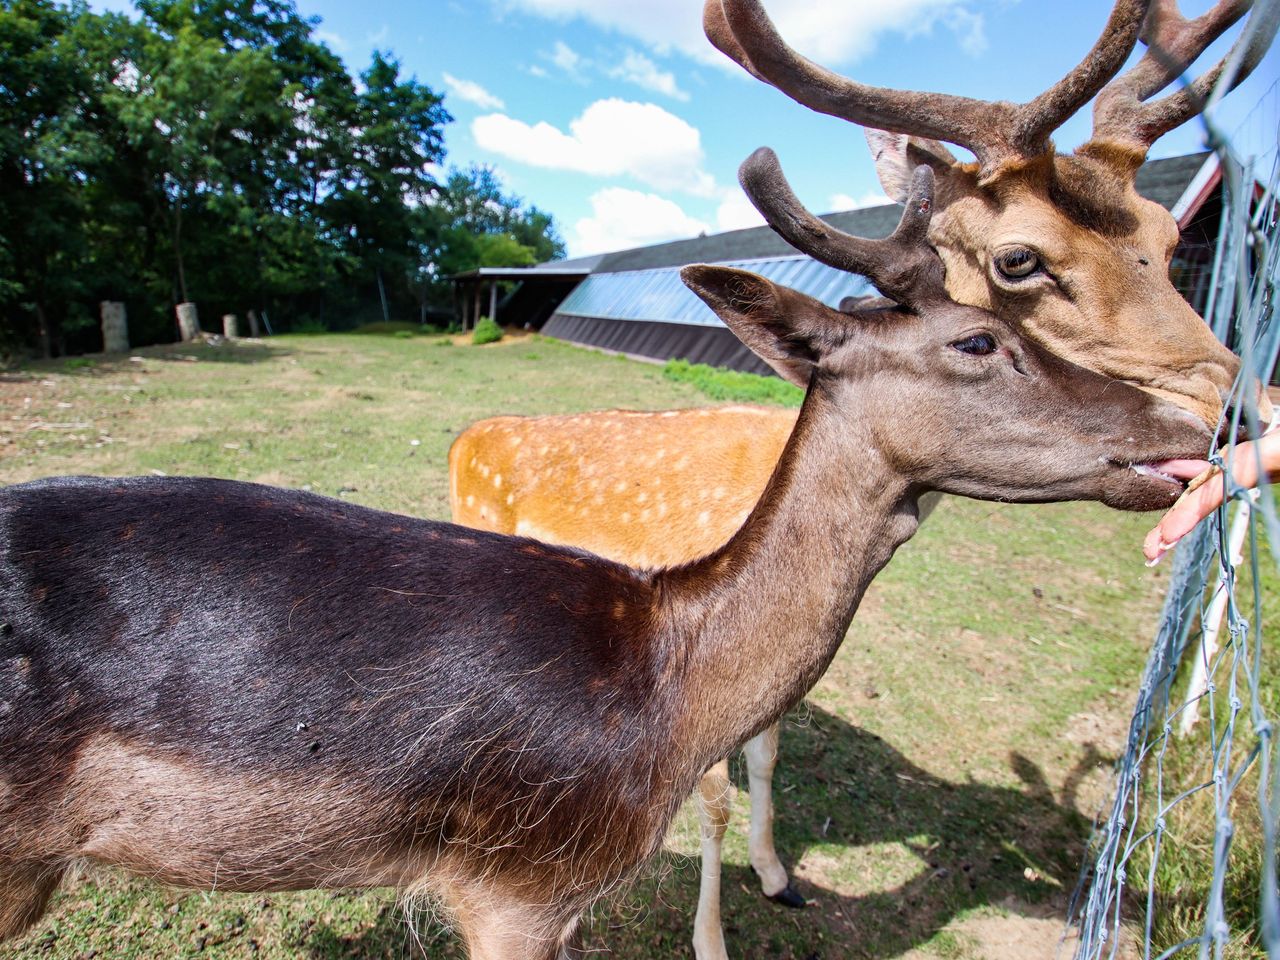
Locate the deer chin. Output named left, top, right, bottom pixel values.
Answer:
left=1099, top=456, right=1212, bottom=511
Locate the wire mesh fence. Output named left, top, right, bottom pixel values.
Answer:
left=1067, top=31, right=1280, bottom=960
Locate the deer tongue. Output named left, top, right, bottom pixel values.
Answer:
left=1146, top=459, right=1213, bottom=480
left=1129, top=458, right=1213, bottom=487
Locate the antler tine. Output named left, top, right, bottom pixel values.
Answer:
left=1012, top=0, right=1153, bottom=154
left=708, top=0, right=1151, bottom=177
left=1092, top=0, right=1278, bottom=149
left=709, top=0, right=1017, bottom=173
left=738, top=147, right=943, bottom=307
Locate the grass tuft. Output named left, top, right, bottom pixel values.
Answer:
left=662, top=358, right=803, bottom=406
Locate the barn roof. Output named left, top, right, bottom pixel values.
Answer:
left=538, top=151, right=1213, bottom=278
left=557, top=254, right=877, bottom=327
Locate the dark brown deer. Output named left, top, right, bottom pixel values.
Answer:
left=0, top=161, right=1215, bottom=958
left=450, top=4, right=1276, bottom=952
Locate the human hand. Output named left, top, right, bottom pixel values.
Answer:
left=1143, top=428, right=1280, bottom=564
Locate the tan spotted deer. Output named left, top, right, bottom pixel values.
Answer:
left=448, top=1, right=1276, bottom=955
left=1, top=157, right=1220, bottom=960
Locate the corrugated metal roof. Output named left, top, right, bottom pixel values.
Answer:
left=576, top=152, right=1212, bottom=275
left=556, top=255, right=876, bottom=327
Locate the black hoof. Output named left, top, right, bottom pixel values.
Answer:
left=766, top=883, right=807, bottom=909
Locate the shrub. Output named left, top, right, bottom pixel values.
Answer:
left=662, top=358, right=803, bottom=407
left=472, top=316, right=503, bottom=345
left=292, top=318, right=328, bottom=334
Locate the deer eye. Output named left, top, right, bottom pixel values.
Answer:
left=993, top=248, right=1040, bottom=280
left=951, top=333, right=997, bottom=356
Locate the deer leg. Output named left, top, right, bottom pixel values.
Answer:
left=452, top=891, right=580, bottom=960
left=743, top=724, right=805, bottom=907
left=692, top=758, right=732, bottom=960
left=0, top=861, right=62, bottom=942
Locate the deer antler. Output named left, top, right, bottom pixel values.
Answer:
left=739, top=147, right=943, bottom=308
left=706, top=0, right=1152, bottom=177
left=1091, top=0, right=1280, bottom=149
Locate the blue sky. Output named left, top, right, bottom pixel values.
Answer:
left=94, top=1, right=1280, bottom=258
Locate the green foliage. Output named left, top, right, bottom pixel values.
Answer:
left=471, top=316, right=502, bottom=345
left=662, top=358, right=804, bottom=407
left=0, top=1, right=563, bottom=357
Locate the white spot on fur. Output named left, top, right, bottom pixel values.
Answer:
left=465, top=495, right=475, bottom=507
left=493, top=474, right=503, bottom=489
left=697, top=511, right=710, bottom=525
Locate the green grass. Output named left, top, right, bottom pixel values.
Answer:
left=662, top=357, right=804, bottom=406
left=0, top=332, right=1251, bottom=958
left=1122, top=540, right=1280, bottom=960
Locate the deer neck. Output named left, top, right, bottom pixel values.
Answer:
left=659, top=377, right=920, bottom=766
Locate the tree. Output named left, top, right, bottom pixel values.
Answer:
left=0, top=0, right=94, bottom=356
left=325, top=50, right=449, bottom=323
left=0, top=1, right=560, bottom=351
left=411, top=164, right=566, bottom=316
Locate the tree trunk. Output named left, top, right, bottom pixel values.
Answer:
left=35, top=303, right=52, bottom=360
left=173, top=194, right=189, bottom=305
left=376, top=266, right=390, bottom=324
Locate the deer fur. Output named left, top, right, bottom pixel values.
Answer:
left=449, top=4, right=1275, bottom=951
left=0, top=169, right=1218, bottom=959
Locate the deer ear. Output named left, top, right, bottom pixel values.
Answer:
left=681, top=265, right=841, bottom=388
left=865, top=129, right=959, bottom=203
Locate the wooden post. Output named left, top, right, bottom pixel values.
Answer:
left=488, top=281, right=498, bottom=325
left=100, top=301, right=128, bottom=353
left=176, top=302, right=201, bottom=341
left=222, top=314, right=239, bottom=338
left=247, top=309, right=261, bottom=338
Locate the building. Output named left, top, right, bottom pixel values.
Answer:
left=451, top=152, right=1224, bottom=375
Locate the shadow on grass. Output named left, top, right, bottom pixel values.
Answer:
left=25, top=339, right=294, bottom=377
left=297, top=703, right=1108, bottom=959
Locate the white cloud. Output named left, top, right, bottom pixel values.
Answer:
left=442, top=72, right=505, bottom=110
left=944, top=7, right=988, bottom=57
left=829, top=188, right=893, bottom=211
left=366, top=24, right=390, bottom=46
left=572, top=187, right=709, bottom=256
left=314, top=29, right=347, bottom=53
left=497, top=0, right=988, bottom=66
left=472, top=98, right=716, bottom=196
left=528, top=64, right=549, bottom=78
left=607, top=49, right=688, bottom=101
left=715, top=190, right=766, bottom=232
left=548, top=40, right=586, bottom=77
